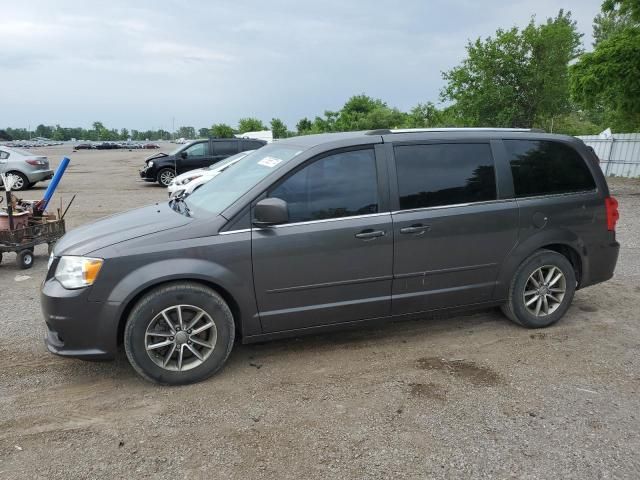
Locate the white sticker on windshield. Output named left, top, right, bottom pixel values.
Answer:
left=258, top=156, right=283, bottom=168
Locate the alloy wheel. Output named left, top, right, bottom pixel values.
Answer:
left=159, top=170, right=175, bottom=186
left=523, top=265, right=566, bottom=317
left=8, top=173, right=24, bottom=190
left=144, top=305, right=217, bottom=371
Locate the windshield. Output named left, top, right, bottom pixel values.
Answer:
left=185, top=144, right=302, bottom=216
left=168, top=144, right=188, bottom=155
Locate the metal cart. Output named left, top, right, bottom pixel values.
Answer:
left=0, top=219, right=66, bottom=269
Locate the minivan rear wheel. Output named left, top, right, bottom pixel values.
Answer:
left=501, top=250, right=576, bottom=328
left=124, top=282, right=235, bottom=385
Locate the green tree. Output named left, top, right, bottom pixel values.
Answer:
left=237, top=117, right=266, bottom=133
left=296, top=117, right=313, bottom=134
left=406, top=102, right=444, bottom=127
left=441, top=10, right=582, bottom=128
left=570, top=27, right=640, bottom=130
left=210, top=123, right=235, bottom=138
left=593, top=8, right=635, bottom=45
left=120, top=128, right=130, bottom=140
left=34, top=124, right=53, bottom=138
left=51, top=126, right=66, bottom=141
left=603, top=0, right=640, bottom=21
left=270, top=118, right=288, bottom=138
left=175, top=126, right=196, bottom=139
left=198, top=127, right=210, bottom=137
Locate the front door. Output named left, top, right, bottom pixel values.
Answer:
left=252, top=147, right=393, bottom=333
left=390, top=142, right=519, bottom=315
left=180, top=141, right=212, bottom=172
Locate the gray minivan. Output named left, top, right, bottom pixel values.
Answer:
left=41, top=129, right=620, bottom=385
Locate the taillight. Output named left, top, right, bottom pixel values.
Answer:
left=25, top=159, right=45, bottom=166
left=605, top=196, right=619, bottom=231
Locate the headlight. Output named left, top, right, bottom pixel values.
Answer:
left=55, top=256, right=104, bottom=289
left=147, top=160, right=154, bottom=167
left=178, top=174, right=202, bottom=185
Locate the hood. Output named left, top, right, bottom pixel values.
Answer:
left=173, top=168, right=207, bottom=184
left=146, top=152, right=168, bottom=161
left=54, top=203, right=193, bottom=256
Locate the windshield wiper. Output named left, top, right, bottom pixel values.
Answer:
left=170, top=196, right=192, bottom=217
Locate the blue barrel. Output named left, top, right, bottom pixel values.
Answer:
left=41, top=156, right=70, bottom=211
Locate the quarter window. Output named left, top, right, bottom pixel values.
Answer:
left=0, top=151, right=9, bottom=160
left=270, top=149, right=378, bottom=223
left=394, top=143, right=497, bottom=210
left=504, top=140, right=596, bottom=197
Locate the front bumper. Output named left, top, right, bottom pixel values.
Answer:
left=26, top=169, right=54, bottom=183
left=139, top=166, right=157, bottom=182
left=41, top=276, right=120, bottom=360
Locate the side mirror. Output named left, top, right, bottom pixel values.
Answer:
left=180, top=151, right=188, bottom=159
left=253, top=198, right=288, bottom=227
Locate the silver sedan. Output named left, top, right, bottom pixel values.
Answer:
left=0, top=146, right=54, bottom=190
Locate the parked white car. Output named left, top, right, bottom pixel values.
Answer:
left=167, top=150, right=253, bottom=199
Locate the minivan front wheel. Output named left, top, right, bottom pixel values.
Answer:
left=502, top=250, right=576, bottom=328
left=124, top=282, right=235, bottom=385
left=156, top=168, right=175, bottom=187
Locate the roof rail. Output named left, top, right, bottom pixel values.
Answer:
left=365, top=127, right=544, bottom=135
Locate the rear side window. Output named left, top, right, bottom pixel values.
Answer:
left=270, top=149, right=378, bottom=223
left=214, top=141, right=238, bottom=156
left=0, top=151, right=9, bottom=159
left=504, top=140, right=595, bottom=197
left=243, top=140, right=264, bottom=151
left=394, top=143, right=497, bottom=210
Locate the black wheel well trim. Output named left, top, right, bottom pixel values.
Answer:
left=537, top=242, right=583, bottom=287
left=116, top=278, right=243, bottom=347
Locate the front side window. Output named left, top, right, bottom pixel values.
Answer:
left=186, top=144, right=302, bottom=216
left=184, top=142, right=208, bottom=157
left=270, top=149, right=378, bottom=223
left=505, top=140, right=596, bottom=197
left=394, top=143, right=497, bottom=210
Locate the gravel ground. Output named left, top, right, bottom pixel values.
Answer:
left=0, top=145, right=639, bottom=479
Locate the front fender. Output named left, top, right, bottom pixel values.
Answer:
left=106, top=258, right=240, bottom=304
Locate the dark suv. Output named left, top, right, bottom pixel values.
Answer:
left=42, top=129, right=619, bottom=385
left=140, top=138, right=266, bottom=186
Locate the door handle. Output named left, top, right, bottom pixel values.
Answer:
left=400, top=224, right=431, bottom=235
left=355, top=229, right=385, bottom=240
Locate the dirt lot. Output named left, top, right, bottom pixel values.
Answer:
left=1, top=145, right=639, bottom=479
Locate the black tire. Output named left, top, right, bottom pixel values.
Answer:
left=124, top=282, right=235, bottom=385
left=501, top=249, right=576, bottom=328
left=0, top=252, right=3, bottom=264
left=156, top=168, right=176, bottom=187
left=7, top=171, right=29, bottom=191
left=17, top=249, right=34, bottom=269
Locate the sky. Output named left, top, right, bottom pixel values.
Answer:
left=0, top=0, right=603, bottom=132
